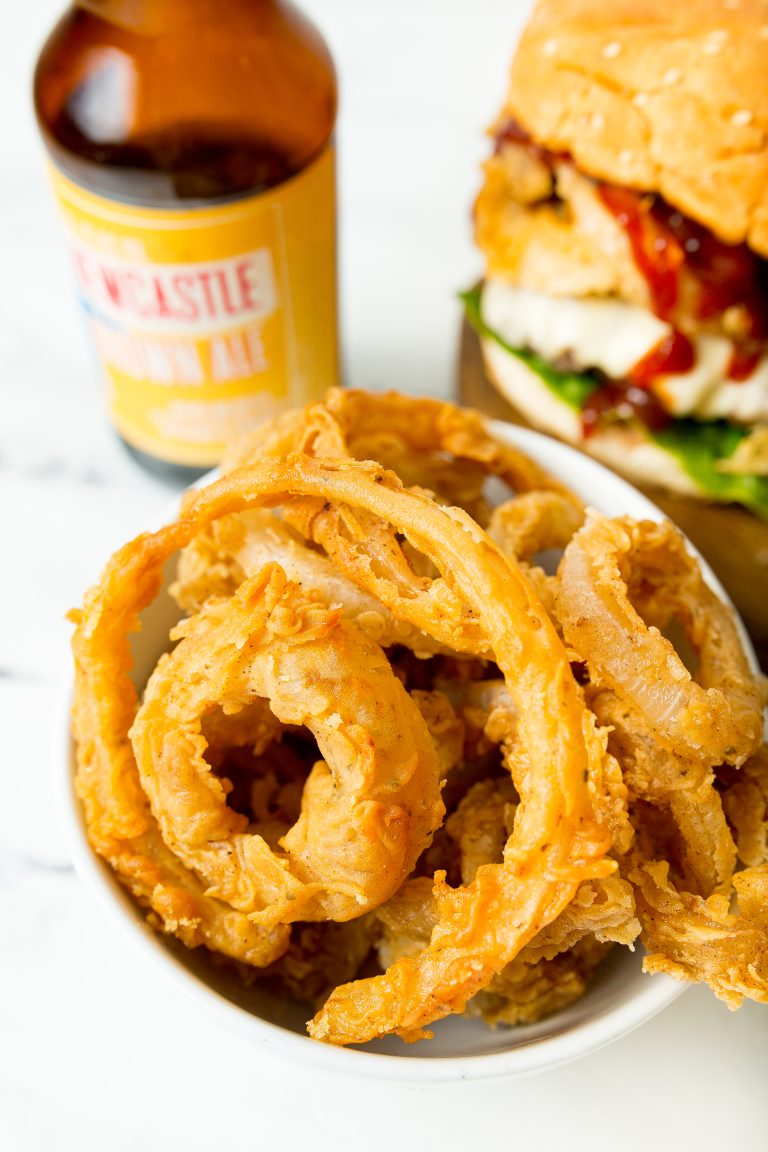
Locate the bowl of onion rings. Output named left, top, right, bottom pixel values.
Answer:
left=59, top=392, right=767, bottom=1081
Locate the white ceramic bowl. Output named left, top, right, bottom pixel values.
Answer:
left=59, top=422, right=755, bottom=1082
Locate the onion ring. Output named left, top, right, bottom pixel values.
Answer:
left=445, top=777, right=518, bottom=885
left=374, top=777, right=637, bottom=1028
left=588, top=688, right=736, bottom=896
left=557, top=513, right=765, bottom=767
left=226, top=389, right=578, bottom=524
left=72, top=454, right=612, bottom=1043
left=631, top=858, right=768, bottom=1007
left=256, top=914, right=378, bottom=1005
left=172, top=508, right=448, bottom=657
left=174, top=391, right=583, bottom=661
left=465, top=938, right=614, bottom=1027
left=131, top=563, right=445, bottom=926
left=586, top=685, right=765, bottom=1001
left=487, top=490, right=583, bottom=561
left=720, top=747, right=768, bottom=868
left=410, top=690, right=466, bottom=781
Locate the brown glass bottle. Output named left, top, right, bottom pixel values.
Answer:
left=35, top=0, right=338, bottom=482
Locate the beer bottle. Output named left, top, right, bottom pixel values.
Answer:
left=34, top=0, right=338, bottom=480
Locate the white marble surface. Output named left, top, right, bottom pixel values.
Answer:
left=1, top=2, right=766, bottom=1149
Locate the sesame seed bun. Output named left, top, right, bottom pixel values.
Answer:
left=505, top=0, right=768, bottom=255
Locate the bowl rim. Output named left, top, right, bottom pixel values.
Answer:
left=58, top=418, right=759, bottom=1082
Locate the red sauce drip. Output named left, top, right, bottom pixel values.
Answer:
left=597, top=184, right=684, bottom=318
left=493, top=116, right=571, bottom=165
left=582, top=383, right=671, bottom=439
left=630, top=329, right=695, bottom=385
left=727, top=341, right=762, bottom=381
left=659, top=203, right=766, bottom=330
left=598, top=183, right=768, bottom=343
left=493, top=120, right=768, bottom=377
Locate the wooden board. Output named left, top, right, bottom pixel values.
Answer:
left=457, top=318, right=768, bottom=672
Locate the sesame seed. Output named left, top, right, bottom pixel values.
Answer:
left=591, top=112, right=606, bottom=130
left=702, top=38, right=724, bottom=54
left=618, top=149, right=634, bottom=163
left=602, top=41, right=622, bottom=58
left=663, top=68, right=682, bottom=85
left=722, top=0, right=741, bottom=9
left=632, top=92, right=650, bottom=107
left=761, top=25, right=768, bottom=38
left=542, top=38, right=558, bottom=56
left=731, top=108, right=754, bottom=126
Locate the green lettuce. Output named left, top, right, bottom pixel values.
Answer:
left=461, top=286, right=599, bottom=410
left=463, top=285, right=768, bottom=518
left=651, top=421, right=768, bottom=516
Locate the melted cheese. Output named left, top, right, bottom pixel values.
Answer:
left=479, top=335, right=701, bottom=497
left=481, top=279, right=768, bottom=423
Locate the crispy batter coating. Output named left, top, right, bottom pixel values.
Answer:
left=226, top=389, right=577, bottom=523
left=558, top=513, right=765, bottom=767
left=131, top=564, right=445, bottom=926
left=467, top=938, right=614, bottom=1028
left=374, top=779, right=637, bottom=1029
left=261, top=916, right=378, bottom=1006
left=589, top=688, right=737, bottom=897
left=70, top=391, right=768, bottom=1046
left=721, top=747, right=768, bottom=869
left=474, top=143, right=650, bottom=304
left=303, top=487, right=613, bottom=1042
left=172, top=509, right=449, bottom=658
left=632, top=860, right=768, bottom=1008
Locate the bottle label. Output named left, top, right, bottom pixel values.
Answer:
left=48, top=146, right=337, bottom=466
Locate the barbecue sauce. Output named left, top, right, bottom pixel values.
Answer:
left=494, top=119, right=768, bottom=382
left=630, top=330, right=695, bottom=385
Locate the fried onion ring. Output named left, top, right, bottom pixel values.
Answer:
left=487, top=490, right=583, bottom=561
left=631, top=859, right=768, bottom=1007
left=374, top=776, right=637, bottom=1029
left=71, top=385, right=768, bottom=1045
left=588, top=688, right=737, bottom=897
left=131, top=563, right=445, bottom=926
left=720, top=747, right=768, bottom=868
left=557, top=513, right=764, bottom=767
left=226, top=389, right=578, bottom=524
left=172, top=508, right=448, bottom=657
left=72, top=454, right=612, bottom=1044
left=172, top=391, right=583, bottom=659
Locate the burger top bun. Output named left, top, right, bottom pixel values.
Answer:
left=506, top=0, right=768, bottom=256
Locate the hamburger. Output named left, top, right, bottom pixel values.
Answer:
left=467, top=0, right=768, bottom=517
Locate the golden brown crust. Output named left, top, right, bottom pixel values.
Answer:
left=474, top=144, right=650, bottom=302
left=505, top=0, right=768, bottom=255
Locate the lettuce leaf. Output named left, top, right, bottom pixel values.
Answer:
left=461, top=286, right=599, bottom=410
left=650, top=421, right=768, bottom=517
left=463, top=286, right=768, bottom=518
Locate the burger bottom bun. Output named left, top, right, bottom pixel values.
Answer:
left=480, top=338, right=702, bottom=499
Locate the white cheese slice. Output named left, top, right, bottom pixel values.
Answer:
left=657, top=347, right=768, bottom=423
left=481, top=279, right=670, bottom=380
left=478, top=335, right=702, bottom=497
left=481, top=279, right=768, bottom=423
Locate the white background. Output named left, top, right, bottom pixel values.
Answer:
left=1, top=2, right=766, bottom=1150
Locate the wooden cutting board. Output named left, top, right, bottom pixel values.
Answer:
left=457, top=318, right=768, bottom=672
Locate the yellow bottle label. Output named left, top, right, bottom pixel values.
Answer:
left=49, top=146, right=337, bottom=466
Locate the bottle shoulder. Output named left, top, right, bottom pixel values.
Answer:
left=34, top=1, right=337, bottom=203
